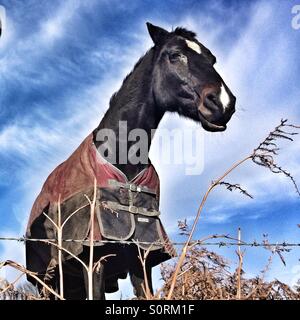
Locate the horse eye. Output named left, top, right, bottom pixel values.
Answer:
left=169, top=52, right=182, bottom=62
left=169, top=52, right=187, bottom=64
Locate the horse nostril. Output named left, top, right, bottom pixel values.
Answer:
left=206, top=93, right=218, bottom=104
left=204, top=93, right=219, bottom=109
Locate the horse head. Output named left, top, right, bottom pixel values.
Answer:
left=147, top=22, right=236, bottom=132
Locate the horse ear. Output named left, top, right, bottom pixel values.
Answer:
left=146, top=22, right=169, bottom=45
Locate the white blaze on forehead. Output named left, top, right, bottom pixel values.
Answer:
left=185, top=39, right=201, bottom=54
left=220, top=84, right=230, bottom=110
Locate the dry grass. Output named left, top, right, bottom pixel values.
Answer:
left=2, top=241, right=300, bottom=300
left=159, top=245, right=300, bottom=300
left=0, top=277, right=41, bottom=300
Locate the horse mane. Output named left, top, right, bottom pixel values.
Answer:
left=109, top=48, right=153, bottom=106
left=173, top=27, right=197, bottom=41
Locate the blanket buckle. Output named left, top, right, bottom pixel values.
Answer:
left=128, top=205, right=138, bottom=214
left=129, top=184, right=141, bottom=192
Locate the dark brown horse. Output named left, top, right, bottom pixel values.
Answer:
left=26, top=23, right=236, bottom=299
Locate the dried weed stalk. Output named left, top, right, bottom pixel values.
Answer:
left=166, top=119, right=300, bottom=300
left=160, top=243, right=299, bottom=300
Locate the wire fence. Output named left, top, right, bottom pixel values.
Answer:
left=0, top=236, right=300, bottom=248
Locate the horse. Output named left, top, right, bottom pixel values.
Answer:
left=25, top=22, right=236, bottom=300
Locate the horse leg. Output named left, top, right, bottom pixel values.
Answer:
left=36, top=266, right=85, bottom=300
left=62, top=271, right=86, bottom=300
left=129, top=249, right=153, bottom=298
left=36, top=274, right=57, bottom=300
left=53, top=259, right=86, bottom=300
left=83, top=263, right=106, bottom=300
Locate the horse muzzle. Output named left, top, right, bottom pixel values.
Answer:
left=198, top=86, right=236, bottom=132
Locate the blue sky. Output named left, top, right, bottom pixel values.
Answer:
left=0, top=0, right=300, bottom=298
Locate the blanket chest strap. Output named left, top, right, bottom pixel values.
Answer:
left=108, top=180, right=157, bottom=195
left=102, top=200, right=160, bottom=217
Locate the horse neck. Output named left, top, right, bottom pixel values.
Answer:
left=93, top=49, right=164, bottom=180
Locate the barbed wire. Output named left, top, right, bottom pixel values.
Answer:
left=0, top=236, right=300, bottom=248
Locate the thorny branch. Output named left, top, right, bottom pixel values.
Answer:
left=252, top=119, right=300, bottom=196
left=219, top=182, right=253, bottom=199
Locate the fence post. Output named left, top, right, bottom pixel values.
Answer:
left=236, top=227, right=242, bottom=300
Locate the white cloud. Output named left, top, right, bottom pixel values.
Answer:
left=0, top=0, right=91, bottom=82
left=0, top=122, right=61, bottom=155
left=39, top=1, right=81, bottom=44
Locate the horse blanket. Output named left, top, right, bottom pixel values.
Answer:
left=26, top=134, right=176, bottom=291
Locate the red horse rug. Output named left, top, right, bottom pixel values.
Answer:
left=26, top=133, right=176, bottom=292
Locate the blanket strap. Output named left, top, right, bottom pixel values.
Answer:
left=108, top=180, right=157, bottom=195
left=102, top=201, right=160, bottom=217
